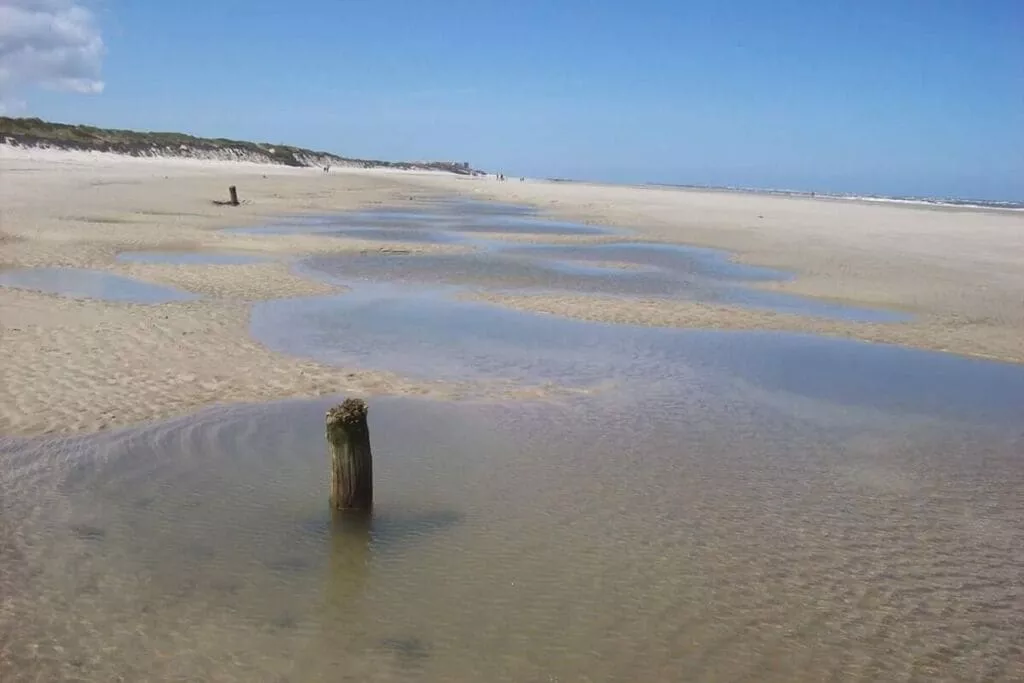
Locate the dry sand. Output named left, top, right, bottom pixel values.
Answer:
left=2, top=147, right=1022, bottom=436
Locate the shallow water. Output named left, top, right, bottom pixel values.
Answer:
left=253, top=284, right=1024, bottom=425
left=3, top=388, right=1022, bottom=682
left=302, top=250, right=712, bottom=298
left=301, top=251, right=904, bottom=323
left=231, top=203, right=612, bottom=240
left=281, top=201, right=907, bottom=322
left=116, top=250, right=268, bottom=265
left=541, top=258, right=661, bottom=276
left=506, top=241, right=788, bottom=281
left=0, top=267, right=197, bottom=303
left=324, top=227, right=457, bottom=243
left=4, top=199, right=1022, bottom=681
left=350, top=204, right=612, bottom=236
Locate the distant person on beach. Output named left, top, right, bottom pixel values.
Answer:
left=323, top=165, right=330, bottom=174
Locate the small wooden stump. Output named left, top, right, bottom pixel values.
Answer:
left=228, top=185, right=239, bottom=206
left=326, top=399, right=373, bottom=510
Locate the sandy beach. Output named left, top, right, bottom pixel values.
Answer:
left=2, top=148, right=1022, bottom=437
left=410, top=173, right=1024, bottom=356
left=6, top=5, right=1023, bottom=678
left=0, top=149, right=507, bottom=436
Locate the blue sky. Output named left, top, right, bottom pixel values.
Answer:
left=7, top=0, right=1023, bottom=200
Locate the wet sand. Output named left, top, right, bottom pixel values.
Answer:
left=411, top=173, right=1024, bottom=360
left=468, top=291, right=1024, bottom=362
left=3, top=149, right=1023, bottom=435
left=3, top=150, right=1024, bottom=681
left=0, top=151, right=468, bottom=435
left=2, top=389, right=1022, bottom=682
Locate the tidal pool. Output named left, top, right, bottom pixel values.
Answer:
left=116, top=250, right=268, bottom=265
left=3, top=199, right=1019, bottom=682
left=3, top=384, right=1021, bottom=681
left=276, top=200, right=908, bottom=323
left=0, top=267, right=197, bottom=303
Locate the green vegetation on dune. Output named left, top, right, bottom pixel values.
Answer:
left=0, top=116, right=479, bottom=174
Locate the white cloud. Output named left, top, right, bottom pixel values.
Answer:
left=0, top=0, right=105, bottom=107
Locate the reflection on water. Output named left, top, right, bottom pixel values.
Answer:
left=1, top=398, right=473, bottom=681
left=116, top=250, right=269, bottom=265
left=2, top=392, right=1022, bottom=682
left=302, top=249, right=712, bottom=298
left=507, top=240, right=789, bottom=281
left=0, top=267, right=197, bottom=303
left=226, top=198, right=906, bottom=321
left=229, top=202, right=611, bottom=240
left=4, top=199, right=1023, bottom=681
left=325, top=227, right=457, bottom=243
left=277, top=200, right=908, bottom=323
left=302, top=248, right=906, bottom=323
left=253, top=283, right=1024, bottom=424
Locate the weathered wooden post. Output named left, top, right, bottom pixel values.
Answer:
left=326, top=398, right=373, bottom=510
left=228, top=185, right=239, bottom=206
